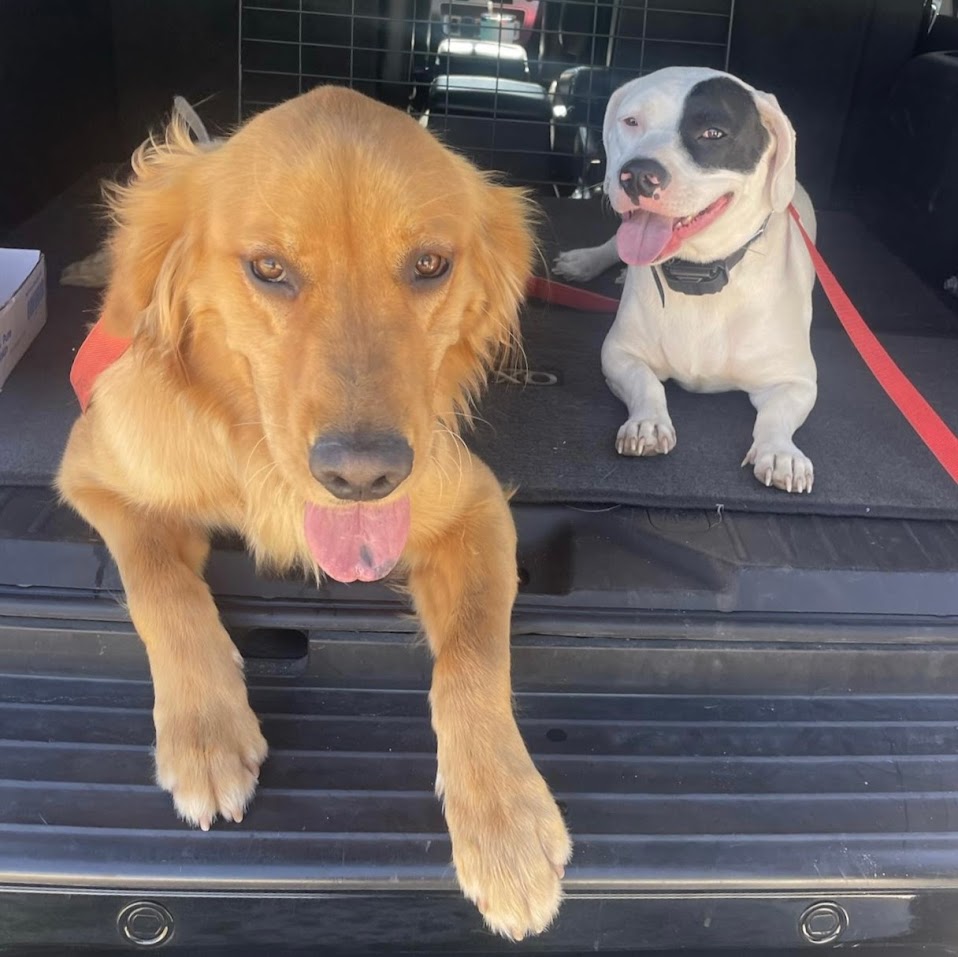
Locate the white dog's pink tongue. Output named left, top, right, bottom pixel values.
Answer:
left=304, top=498, right=410, bottom=583
left=616, top=209, right=675, bottom=265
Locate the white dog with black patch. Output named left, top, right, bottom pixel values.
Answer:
left=554, top=67, right=817, bottom=493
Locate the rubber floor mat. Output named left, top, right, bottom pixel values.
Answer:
left=466, top=197, right=958, bottom=517
left=469, top=309, right=958, bottom=518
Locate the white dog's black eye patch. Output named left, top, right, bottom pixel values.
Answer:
left=679, top=77, right=769, bottom=173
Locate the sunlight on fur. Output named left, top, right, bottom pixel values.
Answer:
left=56, top=87, right=570, bottom=941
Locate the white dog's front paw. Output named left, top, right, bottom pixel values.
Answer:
left=743, top=442, right=814, bottom=493
left=60, top=248, right=111, bottom=288
left=616, top=417, right=676, bottom=457
left=553, top=248, right=607, bottom=283
left=614, top=267, right=628, bottom=285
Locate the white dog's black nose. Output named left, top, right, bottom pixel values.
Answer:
left=310, top=431, right=413, bottom=502
left=619, top=158, right=671, bottom=202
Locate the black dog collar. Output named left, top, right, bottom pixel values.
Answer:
left=651, top=216, right=770, bottom=306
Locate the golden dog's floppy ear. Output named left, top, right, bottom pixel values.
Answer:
left=99, top=111, right=215, bottom=352
left=752, top=90, right=797, bottom=213
left=441, top=179, right=535, bottom=427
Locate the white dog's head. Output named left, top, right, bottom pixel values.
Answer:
left=603, top=67, right=796, bottom=266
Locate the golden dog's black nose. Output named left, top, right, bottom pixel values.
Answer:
left=309, top=431, right=414, bottom=502
left=619, top=157, right=671, bottom=201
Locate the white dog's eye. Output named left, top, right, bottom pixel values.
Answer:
left=700, top=128, right=726, bottom=140
left=622, top=116, right=639, bottom=128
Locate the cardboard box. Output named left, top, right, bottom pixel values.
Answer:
left=0, top=249, right=47, bottom=390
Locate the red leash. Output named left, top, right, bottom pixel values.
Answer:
left=526, top=274, right=619, bottom=314
left=527, top=213, right=958, bottom=485
left=787, top=205, right=958, bottom=484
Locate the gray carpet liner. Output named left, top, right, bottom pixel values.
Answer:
left=1, top=172, right=956, bottom=519
left=470, top=312, right=958, bottom=518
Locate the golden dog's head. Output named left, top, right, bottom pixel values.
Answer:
left=101, top=87, right=534, bottom=580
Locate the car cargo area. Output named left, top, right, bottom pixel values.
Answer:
left=1, top=1, right=958, bottom=954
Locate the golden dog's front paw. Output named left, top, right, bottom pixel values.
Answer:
left=441, top=767, right=572, bottom=941
left=153, top=692, right=268, bottom=831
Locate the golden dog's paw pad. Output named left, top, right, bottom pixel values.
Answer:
left=446, top=778, right=573, bottom=941
left=153, top=704, right=268, bottom=830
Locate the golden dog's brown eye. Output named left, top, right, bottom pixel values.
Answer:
left=250, top=257, right=287, bottom=283
left=414, top=253, right=450, bottom=280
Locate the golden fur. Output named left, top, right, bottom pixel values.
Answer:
left=56, top=87, right=570, bottom=940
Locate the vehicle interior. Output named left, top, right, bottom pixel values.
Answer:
left=1, top=1, right=958, bottom=953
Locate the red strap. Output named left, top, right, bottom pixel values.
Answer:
left=788, top=204, right=958, bottom=485
left=70, top=319, right=132, bottom=413
left=526, top=275, right=620, bottom=314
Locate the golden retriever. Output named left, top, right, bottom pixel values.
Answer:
left=56, top=87, right=571, bottom=939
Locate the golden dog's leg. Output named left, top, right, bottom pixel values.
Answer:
left=61, top=482, right=268, bottom=829
left=406, top=459, right=572, bottom=941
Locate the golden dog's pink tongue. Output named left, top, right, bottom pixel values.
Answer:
left=304, top=498, right=410, bottom=583
left=616, top=209, right=675, bottom=265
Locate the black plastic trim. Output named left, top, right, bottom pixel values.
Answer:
left=1, top=489, right=957, bottom=625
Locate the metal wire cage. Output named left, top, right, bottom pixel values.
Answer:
left=238, top=0, right=735, bottom=195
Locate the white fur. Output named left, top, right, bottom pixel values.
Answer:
left=554, top=67, right=818, bottom=493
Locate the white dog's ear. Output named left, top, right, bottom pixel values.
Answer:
left=752, top=91, right=796, bottom=213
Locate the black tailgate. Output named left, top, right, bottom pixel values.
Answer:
left=2, top=492, right=958, bottom=952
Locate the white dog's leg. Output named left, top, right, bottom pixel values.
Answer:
left=60, top=247, right=111, bottom=288
left=553, top=237, right=621, bottom=283
left=601, top=338, right=676, bottom=456
left=743, top=381, right=817, bottom=493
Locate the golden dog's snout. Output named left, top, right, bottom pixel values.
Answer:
left=308, top=431, right=414, bottom=502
